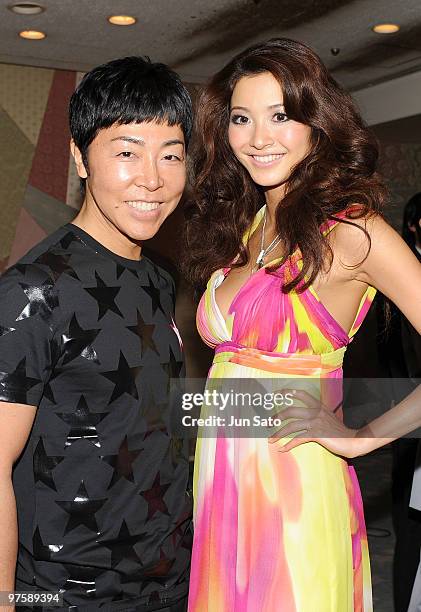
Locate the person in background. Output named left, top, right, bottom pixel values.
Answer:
left=0, top=56, right=192, bottom=611
left=399, top=193, right=421, bottom=612
left=402, top=194, right=421, bottom=375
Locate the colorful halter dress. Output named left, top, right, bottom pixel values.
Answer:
left=188, top=207, right=375, bottom=612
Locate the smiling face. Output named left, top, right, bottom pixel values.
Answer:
left=72, top=120, right=186, bottom=256
left=228, top=72, right=312, bottom=202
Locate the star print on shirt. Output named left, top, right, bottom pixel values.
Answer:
left=170, top=513, right=191, bottom=549
left=142, top=275, right=167, bottom=317
left=100, top=436, right=143, bottom=489
left=97, top=520, right=146, bottom=568
left=169, top=282, right=176, bottom=311
left=0, top=324, right=16, bottom=338
left=16, top=279, right=58, bottom=324
left=148, top=591, right=162, bottom=605
left=56, top=395, right=109, bottom=448
left=59, top=232, right=80, bottom=250
left=55, top=481, right=107, bottom=535
left=116, top=264, right=140, bottom=280
left=32, top=526, right=63, bottom=561
left=43, top=373, right=59, bottom=404
left=141, top=548, right=175, bottom=583
left=84, top=272, right=123, bottom=321
left=59, top=563, right=105, bottom=596
left=0, top=357, right=41, bottom=404
left=149, top=263, right=164, bottom=287
left=33, top=437, right=65, bottom=491
left=126, top=310, right=159, bottom=357
left=162, top=346, right=184, bottom=379
left=61, top=314, right=100, bottom=366
left=139, top=473, right=170, bottom=521
left=35, top=251, right=80, bottom=282
left=12, top=263, right=29, bottom=276
left=100, top=351, right=141, bottom=403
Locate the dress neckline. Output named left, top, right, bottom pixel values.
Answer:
left=211, top=205, right=375, bottom=342
left=213, top=205, right=285, bottom=322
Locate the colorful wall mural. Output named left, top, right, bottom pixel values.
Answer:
left=0, top=64, right=84, bottom=272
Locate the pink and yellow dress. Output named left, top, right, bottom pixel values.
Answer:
left=188, top=207, right=374, bottom=612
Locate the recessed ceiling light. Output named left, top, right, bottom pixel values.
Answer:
left=8, top=2, right=45, bottom=14
left=108, top=15, right=136, bottom=26
left=372, top=23, right=400, bottom=34
left=19, top=29, right=46, bottom=39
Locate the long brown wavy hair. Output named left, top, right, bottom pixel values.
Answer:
left=183, top=38, right=386, bottom=293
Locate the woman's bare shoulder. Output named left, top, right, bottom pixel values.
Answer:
left=328, top=213, right=399, bottom=271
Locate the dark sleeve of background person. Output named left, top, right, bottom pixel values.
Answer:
left=343, top=290, right=421, bottom=612
left=379, top=296, right=421, bottom=612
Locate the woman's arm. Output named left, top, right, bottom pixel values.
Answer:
left=273, top=215, right=421, bottom=457
left=358, top=215, right=421, bottom=334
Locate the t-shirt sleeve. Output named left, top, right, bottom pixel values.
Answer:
left=0, top=264, right=59, bottom=407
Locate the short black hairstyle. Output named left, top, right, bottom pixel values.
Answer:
left=69, top=56, right=193, bottom=170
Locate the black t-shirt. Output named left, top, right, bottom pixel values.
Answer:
left=0, top=225, right=192, bottom=609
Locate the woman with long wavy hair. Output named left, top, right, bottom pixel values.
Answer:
left=184, top=38, right=421, bottom=611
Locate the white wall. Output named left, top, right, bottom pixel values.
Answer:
left=353, top=69, right=421, bottom=126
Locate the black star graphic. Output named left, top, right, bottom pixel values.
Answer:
left=33, top=437, right=65, bottom=491
left=33, top=526, right=63, bottom=561
left=170, top=513, right=192, bottom=549
left=84, top=272, right=123, bottom=321
left=150, top=263, right=161, bottom=284
left=162, top=346, right=184, bottom=379
left=42, top=336, right=62, bottom=404
left=100, top=436, right=143, bottom=489
left=61, top=314, right=100, bottom=366
left=116, top=263, right=139, bottom=280
left=97, top=520, right=146, bottom=568
left=56, top=481, right=107, bottom=535
left=35, top=251, right=79, bottom=282
left=0, top=357, right=41, bottom=403
left=148, top=591, right=162, bottom=604
left=139, top=473, right=170, bottom=520
left=59, top=563, right=104, bottom=597
left=126, top=310, right=159, bottom=357
left=170, top=283, right=176, bottom=310
left=141, top=547, right=175, bottom=583
left=56, top=395, right=109, bottom=448
left=43, top=373, right=58, bottom=404
left=0, top=324, right=16, bottom=338
left=13, top=263, right=28, bottom=276
left=16, top=279, right=58, bottom=324
left=142, top=275, right=167, bottom=317
left=100, top=351, right=141, bottom=403
left=59, top=232, right=80, bottom=250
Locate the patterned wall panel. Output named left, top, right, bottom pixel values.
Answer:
left=8, top=207, right=48, bottom=265
left=0, top=65, right=79, bottom=270
left=0, top=64, right=53, bottom=146
left=28, top=70, right=76, bottom=202
left=0, top=107, right=34, bottom=264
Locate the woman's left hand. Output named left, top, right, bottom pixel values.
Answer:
left=268, top=389, right=367, bottom=458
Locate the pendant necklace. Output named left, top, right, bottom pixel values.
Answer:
left=253, top=210, right=282, bottom=272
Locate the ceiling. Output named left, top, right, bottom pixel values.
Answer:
left=1, top=0, right=421, bottom=91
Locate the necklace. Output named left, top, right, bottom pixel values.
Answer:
left=253, top=210, right=282, bottom=272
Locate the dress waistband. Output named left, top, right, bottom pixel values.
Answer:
left=214, top=342, right=345, bottom=375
